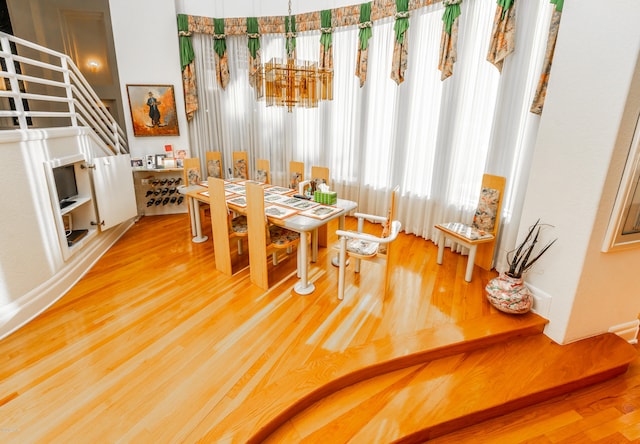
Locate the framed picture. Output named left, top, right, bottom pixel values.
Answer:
left=155, top=154, right=166, bottom=169
left=126, top=84, right=179, bottom=137
left=130, top=157, right=144, bottom=168
left=264, top=205, right=298, bottom=219
left=602, top=114, right=640, bottom=252
left=301, top=205, right=342, bottom=220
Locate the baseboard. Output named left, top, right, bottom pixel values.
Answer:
left=608, top=319, right=640, bottom=344
left=525, top=282, right=552, bottom=318
left=0, top=219, right=134, bottom=341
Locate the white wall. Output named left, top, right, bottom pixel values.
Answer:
left=520, top=0, right=640, bottom=343
left=108, top=0, right=191, bottom=159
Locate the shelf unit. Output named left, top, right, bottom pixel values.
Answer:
left=45, top=154, right=98, bottom=261
left=132, top=168, right=187, bottom=216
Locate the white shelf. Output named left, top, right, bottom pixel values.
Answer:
left=66, top=226, right=98, bottom=252
left=59, top=196, right=91, bottom=216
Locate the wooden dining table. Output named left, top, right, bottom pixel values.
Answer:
left=179, top=180, right=357, bottom=295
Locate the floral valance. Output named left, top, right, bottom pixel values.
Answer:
left=184, top=0, right=442, bottom=37
left=178, top=0, right=561, bottom=119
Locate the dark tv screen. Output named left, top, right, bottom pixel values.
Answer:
left=53, top=164, right=78, bottom=204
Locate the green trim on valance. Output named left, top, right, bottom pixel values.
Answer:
left=358, top=2, right=373, bottom=51
left=394, top=0, right=409, bottom=44
left=550, top=0, right=563, bottom=12
left=247, top=17, right=260, bottom=58
left=497, top=0, right=514, bottom=19
left=443, top=2, right=462, bottom=36
left=320, top=10, right=332, bottom=50
left=213, top=18, right=226, bottom=58
left=285, top=15, right=297, bottom=57
left=177, top=14, right=194, bottom=71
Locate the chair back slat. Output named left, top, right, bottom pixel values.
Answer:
left=256, top=159, right=271, bottom=184
left=246, top=182, right=270, bottom=289
left=183, top=158, right=202, bottom=185
left=209, top=177, right=234, bottom=275
left=206, top=151, right=223, bottom=179
left=233, top=151, right=249, bottom=180
left=289, top=161, right=304, bottom=189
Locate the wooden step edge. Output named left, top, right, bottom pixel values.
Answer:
left=392, top=332, right=638, bottom=443
left=202, top=312, right=548, bottom=442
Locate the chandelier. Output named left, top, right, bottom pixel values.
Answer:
left=257, top=0, right=333, bottom=112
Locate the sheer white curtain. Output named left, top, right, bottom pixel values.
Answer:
left=188, top=0, right=552, bottom=265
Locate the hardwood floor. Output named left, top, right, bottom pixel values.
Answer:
left=0, top=213, right=637, bottom=443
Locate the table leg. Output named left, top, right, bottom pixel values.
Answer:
left=331, top=214, right=349, bottom=267
left=312, top=228, right=318, bottom=263
left=294, top=231, right=315, bottom=295
left=188, top=196, right=197, bottom=236
left=191, top=197, right=208, bottom=243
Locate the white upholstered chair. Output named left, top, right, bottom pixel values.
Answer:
left=335, top=186, right=401, bottom=300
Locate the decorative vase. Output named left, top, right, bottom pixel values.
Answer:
left=485, top=273, right=533, bottom=314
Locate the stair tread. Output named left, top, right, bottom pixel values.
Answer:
left=271, top=333, right=638, bottom=443
left=202, top=312, right=548, bottom=442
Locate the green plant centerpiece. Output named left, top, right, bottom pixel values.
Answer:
left=486, top=219, right=557, bottom=314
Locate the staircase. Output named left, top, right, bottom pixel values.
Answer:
left=0, top=31, right=127, bottom=155
left=202, top=313, right=637, bottom=443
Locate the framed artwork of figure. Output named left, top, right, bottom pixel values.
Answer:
left=126, top=84, right=179, bottom=137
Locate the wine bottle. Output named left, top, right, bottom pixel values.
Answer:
left=146, top=198, right=155, bottom=207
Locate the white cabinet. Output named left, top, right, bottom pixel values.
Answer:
left=93, top=155, right=138, bottom=229
left=45, top=153, right=137, bottom=260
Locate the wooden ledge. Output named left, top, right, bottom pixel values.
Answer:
left=202, top=312, right=548, bottom=442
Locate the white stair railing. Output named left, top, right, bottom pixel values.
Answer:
left=0, top=31, right=128, bottom=155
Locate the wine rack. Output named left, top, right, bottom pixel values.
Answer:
left=133, top=168, right=187, bottom=216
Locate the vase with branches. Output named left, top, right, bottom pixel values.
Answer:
left=486, top=219, right=557, bottom=314
left=506, top=219, right=557, bottom=279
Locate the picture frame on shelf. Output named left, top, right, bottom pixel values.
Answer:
left=155, top=154, right=166, bottom=169
left=130, top=158, right=144, bottom=168
left=126, top=84, right=179, bottom=137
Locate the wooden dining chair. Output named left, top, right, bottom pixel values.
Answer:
left=183, top=157, right=203, bottom=186
left=183, top=157, right=208, bottom=220
left=206, top=151, right=223, bottom=179
left=255, top=159, right=271, bottom=184
left=335, top=186, right=401, bottom=301
left=245, top=181, right=300, bottom=290
left=311, top=165, right=331, bottom=247
left=233, top=151, right=249, bottom=180
left=209, top=177, right=248, bottom=275
left=434, top=173, right=506, bottom=282
left=289, top=161, right=304, bottom=190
